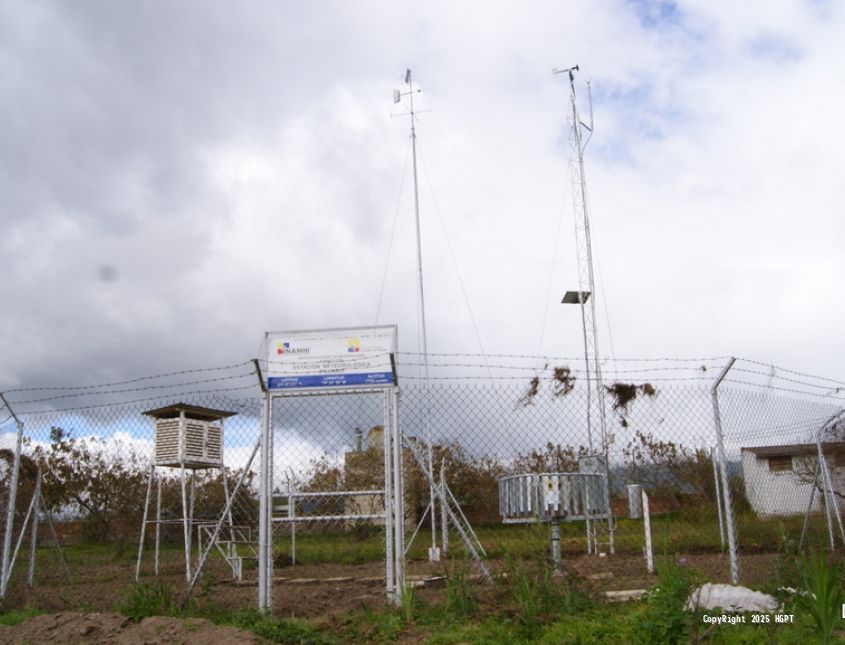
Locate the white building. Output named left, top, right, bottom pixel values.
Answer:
left=740, top=443, right=845, bottom=518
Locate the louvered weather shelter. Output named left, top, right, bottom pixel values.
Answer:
left=135, top=404, right=239, bottom=583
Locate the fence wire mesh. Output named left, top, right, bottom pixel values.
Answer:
left=1, top=354, right=844, bottom=608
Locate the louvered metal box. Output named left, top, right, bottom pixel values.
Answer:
left=144, top=403, right=235, bottom=470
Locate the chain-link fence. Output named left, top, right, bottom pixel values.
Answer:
left=1, top=354, right=843, bottom=611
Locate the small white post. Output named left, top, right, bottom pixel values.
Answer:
left=642, top=489, right=654, bottom=574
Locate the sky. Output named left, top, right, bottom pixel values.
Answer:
left=2, top=0, right=845, bottom=395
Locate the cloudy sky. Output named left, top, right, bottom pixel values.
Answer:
left=2, top=0, right=844, bottom=393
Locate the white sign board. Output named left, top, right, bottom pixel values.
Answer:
left=265, top=325, right=397, bottom=391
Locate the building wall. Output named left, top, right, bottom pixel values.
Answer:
left=741, top=450, right=821, bottom=517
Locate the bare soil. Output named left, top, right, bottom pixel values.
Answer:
left=0, top=548, right=783, bottom=645
left=2, top=550, right=781, bottom=618
left=0, top=612, right=267, bottom=644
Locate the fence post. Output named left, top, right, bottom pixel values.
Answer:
left=440, top=459, right=449, bottom=556
left=711, top=446, right=726, bottom=549
left=258, top=390, right=272, bottom=612
left=642, top=489, right=654, bottom=574
left=816, top=426, right=845, bottom=547
left=711, top=357, right=739, bottom=584
left=391, top=387, right=405, bottom=594
left=27, top=470, right=41, bottom=587
left=0, top=406, right=24, bottom=598
left=383, top=390, right=396, bottom=604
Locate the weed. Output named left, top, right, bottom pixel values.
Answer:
left=226, top=608, right=335, bottom=645
left=119, top=582, right=177, bottom=620
left=769, top=526, right=802, bottom=597
left=505, top=555, right=540, bottom=633
left=199, top=571, right=214, bottom=597
left=797, top=549, right=843, bottom=644
left=401, top=583, right=416, bottom=624
left=350, top=603, right=404, bottom=642
left=445, top=561, right=477, bottom=620
left=637, top=556, right=695, bottom=645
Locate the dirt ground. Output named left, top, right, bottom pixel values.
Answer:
left=0, top=550, right=782, bottom=623
left=0, top=612, right=267, bottom=644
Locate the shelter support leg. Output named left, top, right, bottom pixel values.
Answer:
left=135, top=464, right=154, bottom=581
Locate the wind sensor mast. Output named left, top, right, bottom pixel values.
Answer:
left=555, top=65, right=608, bottom=455
left=554, top=65, right=614, bottom=554
left=394, top=69, right=440, bottom=561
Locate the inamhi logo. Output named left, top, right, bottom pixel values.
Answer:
left=276, top=342, right=310, bottom=355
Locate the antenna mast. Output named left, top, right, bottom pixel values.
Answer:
left=556, top=65, right=609, bottom=455
left=394, top=69, right=440, bottom=561
left=556, top=65, right=614, bottom=555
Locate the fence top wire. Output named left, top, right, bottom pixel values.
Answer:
left=2, top=354, right=844, bottom=416
left=0, top=362, right=261, bottom=416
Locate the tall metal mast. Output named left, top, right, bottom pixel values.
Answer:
left=556, top=65, right=609, bottom=456
left=556, top=65, right=614, bottom=554
left=394, top=69, right=440, bottom=561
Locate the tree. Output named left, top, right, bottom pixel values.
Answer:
left=622, top=430, right=716, bottom=509
left=511, top=442, right=585, bottom=474
left=33, top=427, right=148, bottom=542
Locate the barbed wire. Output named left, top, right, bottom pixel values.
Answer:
left=0, top=360, right=256, bottom=395
left=722, top=377, right=845, bottom=401
left=395, top=351, right=732, bottom=364
left=739, top=357, right=845, bottom=389
left=18, top=384, right=259, bottom=416
left=399, top=374, right=719, bottom=383
left=731, top=366, right=845, bottom=392
left=5, top=371, right=257, bottom=406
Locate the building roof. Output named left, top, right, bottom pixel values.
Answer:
left=141, top=402, right=237, bottom=420
left=741, top=442, right=845, bottom=458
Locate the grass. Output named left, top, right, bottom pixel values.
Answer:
left=119, top=581, right=180, bottom=620
left=0, top=606, right=42, bottom=626
left=223, top=609, right=335, bottom=645
left=0, top=573, right=829, bottom=645
left=2, top=510, right=842, bottom=643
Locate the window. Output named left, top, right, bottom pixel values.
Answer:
left=768, top=455, right=793, bottom=473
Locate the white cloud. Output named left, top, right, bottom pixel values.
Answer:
left=0, top=0, right=843, bottom=394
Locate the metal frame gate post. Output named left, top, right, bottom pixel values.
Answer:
left=391, top=387, right=405, bottom=598
left=711, top=357, right=739, bottom=583
left=383, top=390, right=396, bottom=602
left=258, top=390, right=272, bottom=612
